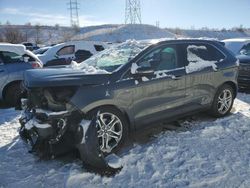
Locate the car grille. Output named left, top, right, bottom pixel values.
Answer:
left=239, top=64, right=250, bottom=76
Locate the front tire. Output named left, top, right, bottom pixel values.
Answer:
left=93, top=107, right=128, bottom=154
left=4, top=83, right=22, bottom=107
left=210, top=84, right=234, bottom=117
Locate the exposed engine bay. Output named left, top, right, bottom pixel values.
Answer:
left=19, top=87, right=122, bottom=174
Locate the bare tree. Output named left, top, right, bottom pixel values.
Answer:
left=55, top=24, right=60, bottom=30
left=3, top=24, right=25, bottom=43
left=61, top=30, right=74, bottom=42
left=47, top=29, right=53, bottom=42
left=73, top=25, right=80, bottom=34
left=35, top=24, right=42, bottom=44
left=174, top=27, right=182, bottom=35
left=24, top=22, right=32, bottom=42
left=0, top=33, right=4, bottom=42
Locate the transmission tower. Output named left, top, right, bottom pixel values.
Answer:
left=68, top=0, right=80, bottom=27
left=125, top=0, right=142, bottom=24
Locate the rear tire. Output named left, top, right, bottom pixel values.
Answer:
left=210, top=84, right=234, bottom=117
left=4, top=83, right=22, bottom=107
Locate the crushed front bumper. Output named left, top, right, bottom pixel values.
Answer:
left=19, top=109, right=74, bottom=158
left=19, top=107, right=122, bottom=173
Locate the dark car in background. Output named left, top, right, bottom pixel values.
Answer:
left=19, top=39, right=238, bottom=169
left=22, top=42, right=39, bottom=51
left=223, top=38, right=250, bottom=89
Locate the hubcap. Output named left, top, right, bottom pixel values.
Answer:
left=217, top=89, right=232, bottom=114
left=96, top=112, right=123, bottom=153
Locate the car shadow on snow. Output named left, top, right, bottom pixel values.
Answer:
left=121, top=112, right=217, bottom=152
left=0, top=100, right=11, bottom=109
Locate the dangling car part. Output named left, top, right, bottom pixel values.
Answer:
left=19, top=104, right=123, bottom=173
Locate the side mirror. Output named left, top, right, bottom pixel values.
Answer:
left=240, top=49, right=248, bottom=55
left=133, top=66, right=154, bottom=77
left=54, top=54, right=59, bottom=59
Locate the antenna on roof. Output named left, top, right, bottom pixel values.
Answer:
left=68, top=0, right=80, bottom=27
left=125, top=0, right=142, bottom=24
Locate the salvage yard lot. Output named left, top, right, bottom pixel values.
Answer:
left=1, top=92, right=250, bottom=187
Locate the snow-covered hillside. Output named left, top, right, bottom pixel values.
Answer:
left=1, top=92, right=250, bottom=187
left=1, top=24, right=250, bottom=45
left=72, top=24, right=176, bottom=42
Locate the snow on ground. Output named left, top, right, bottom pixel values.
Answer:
left=1, top=93, right=250, bottom=187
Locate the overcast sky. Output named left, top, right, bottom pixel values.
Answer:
left=0, top=0, right=249, bottom=29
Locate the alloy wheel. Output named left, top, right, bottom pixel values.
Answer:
left=217, top=89, right=233, bottom=115
left=96, top=112, right=123, bottom=153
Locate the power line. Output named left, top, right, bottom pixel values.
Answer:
left=125, top=0, right=142, bottom=24
left=68, top=0, right=80, bottom=27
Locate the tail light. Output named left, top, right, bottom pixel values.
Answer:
left=31, top=61, right=43, bottom=69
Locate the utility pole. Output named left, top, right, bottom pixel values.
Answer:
left=68, top=0, right=80, bottom=27
left=156, top=21, right=160, bottom=28
left=125, top=0, right=142, bottom=24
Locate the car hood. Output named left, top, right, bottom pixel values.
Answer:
left=236, top=55, right=250, bottom=64
left=24, top=68, right=110, bottom=88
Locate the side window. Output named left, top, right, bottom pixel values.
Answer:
left=94, top=45, right=105, bottom=52
left=240, top=43, right=250, bottom=56
left=186, top=43, right=225, bottom=63
left=56, top=45, right=75, bottom=56
left=139, top=45, right=179, bottom=71
left=0, top=51, right=23, bottom=64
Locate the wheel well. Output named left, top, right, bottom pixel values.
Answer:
left=222, top=81, right=237, bottom=98
left=2, top=80, right=22, bottom=100
left=86, top=105, right=132, bottom=132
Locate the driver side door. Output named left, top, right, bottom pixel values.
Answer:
left=130, top=44, right=188, bottom=128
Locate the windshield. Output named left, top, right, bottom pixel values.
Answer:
left=77, top=40, right=150, bottom=72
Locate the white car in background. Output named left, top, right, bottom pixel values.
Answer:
left=0, top=43, right=42, bottom=106
left=37, top=41, right=108, bottom=67
left=33, top=46, right=52, bottom=55
left=222, top=38, right=250, bottom=55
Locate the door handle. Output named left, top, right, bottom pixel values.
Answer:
left=0, top=69, right=4, bottom=73
left=172, top=75, right=182, bottom=80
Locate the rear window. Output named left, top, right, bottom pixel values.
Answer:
left=183, top=43, right=225, bottom=73
left=185, top=43, right=225, bottom=63
left=94, top=45, right=105, bottom=52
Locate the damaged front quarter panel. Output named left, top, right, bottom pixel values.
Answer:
left=19, top=86, right=122, bottom=173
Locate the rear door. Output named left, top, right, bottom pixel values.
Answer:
left=129, top=44, right=187, bottom=128
left=182, top=42, right=226, bottom=109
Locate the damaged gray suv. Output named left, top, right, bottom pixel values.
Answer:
left=19, top=39, right=238, bottom=170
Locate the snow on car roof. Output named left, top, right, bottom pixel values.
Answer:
left=140, top=37, right=220, bottom=44
left=222, top=38, right=250, bottom=42
left=0, top=43, right=27, bottom=55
